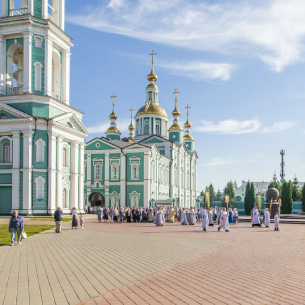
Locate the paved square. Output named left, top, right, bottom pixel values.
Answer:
left=1, top=216, right=305, bottom=305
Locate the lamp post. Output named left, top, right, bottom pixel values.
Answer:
left=225, top=194, right=229, bottom=212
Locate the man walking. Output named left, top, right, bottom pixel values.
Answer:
left=54, top=207, right=63, bottom=233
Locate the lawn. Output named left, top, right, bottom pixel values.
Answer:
left=28, top=217, right=72, bottom=222
left=0, top=224, right=55, bottom=247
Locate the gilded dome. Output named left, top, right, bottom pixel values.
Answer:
left=109, top=110, right=117, bottom=120
left=183, top=134, right=195, bottom=141
left=169, top=123, right=183, bottom=131
left=146, top=83, right=158, bottom=90
left=184, top=119, right=192, bottom=128
left=172, top=105, right=181, bottom=117
left=136, top=102, right=168, bottom=118
left=128, top=121, right=135, bottom=131
left=105, top=126, right=121, bottom=134
left=147, top=69, right=158, bottom=82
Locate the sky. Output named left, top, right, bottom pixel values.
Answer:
left=56, top=0, right=305, bottom=190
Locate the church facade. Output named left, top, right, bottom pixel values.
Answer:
left=0, top=0, right=88, bottom=215
left=84, top=53, right=199, bottom=208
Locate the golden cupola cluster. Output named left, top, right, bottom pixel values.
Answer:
left=105, top=94, right=121, bottom=137
left=128, top=107, right=135, bottom=140
left=169, top=89, right=183, bottom=131
left=183, top=104, right=195, bottom=141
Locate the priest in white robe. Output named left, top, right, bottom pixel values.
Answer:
left=218, top=208, right=229, bottom=232
left=252, top=207, right=261, bottom=227
left=188, top=208, right=196, bottom=225
left=156, top=208, right=164, bottom=226
left=208, top=208, right=214, bottom=226
left=201, top=207, right=209, bottom=231
left=264, top=208, right=270, bottom=227
left=181, top=208, right=188, bottom=225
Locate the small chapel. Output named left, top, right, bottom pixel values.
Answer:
left=84, top=52, right=199, bottom=208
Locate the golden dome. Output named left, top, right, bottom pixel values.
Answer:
left=136, top=103, right=168, bottom=118
left=147, top=69, right=158, bottom=82
left=128, top=121, right=135, bottom=131
left=172, top=105, right=181, bottom=117
left=109, top=110, right=117, bottom=120
left=183, top=134, right=195, bottom=141
left=105, top=126, right=121, bottom=134
left=184, top=119, right=192, bottom=128
left=146, top=83, right=158, bottom=90
left=169, top=123, right=183, bottom=131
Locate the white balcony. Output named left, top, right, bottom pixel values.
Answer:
left=8, top=87, right=23, bottom=95
left=9, top=8, right=28, bottom=16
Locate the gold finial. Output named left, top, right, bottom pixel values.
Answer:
left=128, top=107, right=135, bottom=133
left=172, top=89, right=181, bottom=117
left=149, top=50, right=157, bottom=67
left=185, top=104, right=191, bottom=117
left=109, top=93, right=117, bottom=120
left=147, top=51, right=158, bottom=82
left=184, top=104, right=192, bottom=128
left=173, top=89, right=180, bottom=102
left=129, top=107, right=135, bottom=119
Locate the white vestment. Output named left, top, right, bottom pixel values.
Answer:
left=264, top=210, right=270, bottom=227
left=189, top=210, right=195, bottom=225
left=208, top=210, right=213, bottom=225
left=156, top=211, right=164, bottom=226
left=274, top=215, right=279, bottom=229
left=181, top=210, right=188, bottom=225
left=201, top=209, right=209, bottom=229
left=219, top=211, right=229, bottom=231
left=252, top=209, right=260, bottom=225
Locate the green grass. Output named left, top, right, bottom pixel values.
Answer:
left=28, top=217, right=72, bottom=222
left=0, top=224, right=55, bottom=247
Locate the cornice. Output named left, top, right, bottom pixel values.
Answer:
left=52, top=122, right=88, bottom=138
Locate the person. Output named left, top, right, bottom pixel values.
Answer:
left=119, top=207, right=124, bottom=224
left=84, top=204, right=88, bottom=214
left=252, top=206, right=261, bottom=227
left=9, top=210, right=24, bottom=246
left=274, top=211, right=279, bottom=231
left=264, top=208, right=270, bottom=227
left=188, top=207, right=196, bottom=225
left=103, top=207, right=109, bottom=223
left=148, top=207, right=154, bottom=222
left=218, top=208, right=229, bottom=232
left=208, top=208, right=214, bottom=226
left=88, top=205, right=91, bottom=214
left=153, top=207, right=158, bottom=224
left=168, top=206, right=175, bottom=223
left=72, top=207, right=79, bottom=229
left=80, top=214, right=84, bottom=229
left=250, top=207, right=254, bottom=225
left=181, top=208, right=188, bottom=225
left=201, top=207, right=208, bottom=231
left=233, top=208, right=238, bottom=224
left=156, top=207, right=164, bottom=226
left=136, top=208, right=141, bottom=222
left=54, top=206, right=63, bottom=233
left=217, top=208, right=221, bottom=225
left=228, top=208, right=233, bottom=224
left=113, top=207, right=118, bottom=223
left=97, top=207, right=102, bottom=222
left=126, top=208, right=131, bottom=223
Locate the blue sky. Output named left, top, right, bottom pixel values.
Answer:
left=45, top=1, right=305, bottom=190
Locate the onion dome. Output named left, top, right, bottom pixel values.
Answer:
left=184, top=118, right=192, bottom=128
left=136, top=102, right=168, bottom=118
left=147, top=68, right=158, bottom=82
left=169, top=123, right=183, bottom=131
left=129, top=120, right=135, bottom=131
left=105, top=126, right=120, bottom=134
left=109, top=110, right=117, bottom=120
left=183, top=134, right=195, bottom=141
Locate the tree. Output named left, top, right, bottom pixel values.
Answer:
left=250, top=182, right=255, bottom=208
left=233, top=180, right=238, bottom=189
left=301, top=184, right=305, bottom=212
left=215, top=189, right=223, bottom=201
left=209, top=184, right=215, bottom=207
left=200, top=190, right=205, bottom=197
left=268, top=172, right=281, bottom=191
left=223, top=181, right=235, bottom=208
left=244, top=181, right=252, bottom=215
left=281, top=181, right=292, bottom=214
left=292, top=175, right=301, bottom=201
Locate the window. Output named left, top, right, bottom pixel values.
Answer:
left=149, top=92, right=152, bottom=101
left=144, top=120, right=149, bottom=135
left=156, top=121, right=161, bottom=135
left=181, top=169, right=184, bottom=188
left=2, top=142, right=10, bottom=163
left=35, top=177, right=45, bottom=200
left=151, top=162, right=155, bottom=182
left=62, top=188, right=68, bottom=208
left=63, top=147, right=68, bottom=167
left=34, top=37, right=43, bottom=48
left=111, top=196, right=119, bottom=207
left=0, top=114, right=8, bottom=119
left=36, top=139, right=45, bottom=163
left=131, top=163, right=139, bottom=179
left=132, top=196, right=138, bottom=207
left=95, top=164, right=102, bottom=179
left=34, top=62, right=42, bottom=91
left=112, top=163, right=119, bottom=179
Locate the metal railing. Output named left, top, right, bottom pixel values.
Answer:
left=8, top=87, right=23, bottom=95
left=48, top=14, right=59, bottom=26
left=9, top=8, right=28, bottom=16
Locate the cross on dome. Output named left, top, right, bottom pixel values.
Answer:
left=149, top=50, right=157, bottom=66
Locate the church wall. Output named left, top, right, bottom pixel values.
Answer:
left=0, top=186, right=12, bottom=214
left=126, top=152, right=144, bottom=182
left=32, top=171, right=47, bottom=210
left=31, top=34, right=45, bottom=95
left=127, top=184, right=144, bottom=207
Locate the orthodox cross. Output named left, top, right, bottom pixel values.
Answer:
left=149, top=50, right=157, bottom=66
left=173, top=88, right=180, bottom=102
left=185, top=104, right=191, bottom=118
left=111, top=93, right=117, bottom=110
left=129, top=107, right=135, bottom=119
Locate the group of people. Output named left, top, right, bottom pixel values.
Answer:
left=251, top=207, right=280, bottom=231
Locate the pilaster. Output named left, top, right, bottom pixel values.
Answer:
left=11, top=132, right=20, bottom=211
left=105, top=153, right=109, bottom=207
left=44, top=35, right=53, bottom=96
left=42, top=0, right=48, bottom=19
left=1, top=1, right=9, bottom=17
left=62, top=50, right=70, bottom=104
left=27, top=0, right=34, bottom=15
left=120, top=154, right=126, bottom=207
left=23, top=32, right=33, bottom=94
left=48, top=132, right=57, bottom=213
left=0, top=35, right=5, bottom=95
left=144, top=152, right=150, bottom=208
left=56, top=135, right=64, bottom=208
left=60, top=0, right=65, bottom=30
left=78, top=143, right=85, bottom=212
left=86, top=154, right=91, bottom=186
left=71, top=141, right=79, bottom=209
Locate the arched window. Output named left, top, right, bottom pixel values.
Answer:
left=112, top=163, right=119, bottom=179
left=2, top=142, right=10, bottom=163
left=156, top=121, right=161, bottom=135
left=63, top=147, right=68, bottom=167
left=52, top=49, right=62, bottom=100
left=132, top=196, right=138, bottom=207
left=0, top=114, right=8, bottom=119
left=36, top=139, right=45, bottom=163
left=34, top=62, right=42, bottom=91
left=144, top=120, right=149, bottom=135
left=95, top=164, right=102, bottom=179
left=35, top=177, right=45, bottom=200
left=62, top=188, right=68, bottom=208
left=131, top=163, right=139, bottom=179
left=111, top=196, right=119, bottom=207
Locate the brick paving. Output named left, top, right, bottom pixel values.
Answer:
left=0, top=216, right=305, bottom=305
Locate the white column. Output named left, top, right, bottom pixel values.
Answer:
left=149, top=117, right=152, bottom=134
left=23, top=32, right=33, bottom=94
left=105, top=153, right=109, bottom=207
left=1, top=1, right=9, bottom=17
left=71, top=141, right=79, bottom=209
left=48, top=133, right=57, bottom=213
left=27, top=0, right=33, bottom=15
left=56, top=135, right=64, bottom=208
left=60, top=0, right=65, bottom=30
left=120, top=153, right=126, bottom=207
left=44, top=35, right=53, bottom=96
left=0, top=35, right=5, bottom=95
left=86, top=154, right=91, bottom=186
left=144, top=152, right=150, bottom=208
left=156, top=156, right=159, bottom=199
left=170, top=159, right=174, bottom=198
left=42, top=0, right=48, bottom=19
left=153, top=117, right=156, bottom=134
left=22, top=131, right=34, bottom=214
left=78, top=143, right=85, bottom=212
left=62, top=50, right=70, bottom=105
left=11, top=132, right=20, bottom=211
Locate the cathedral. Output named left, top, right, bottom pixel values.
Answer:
left=84, top=52, right=199, bottom=208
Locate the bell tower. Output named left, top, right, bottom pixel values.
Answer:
left=0, top=0, right=72, bottom=111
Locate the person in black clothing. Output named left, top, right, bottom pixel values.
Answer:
left=54, top=207, right=63, bottom=233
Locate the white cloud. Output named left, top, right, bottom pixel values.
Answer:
left=263, top=121, right=296, bottom=133
left=87, top=119, right=130, bottom=134
left=194, top=119, right=261, bottom=134
left=204, top=158, right=237, bottom=167
left=67, top=0, right=305, bottom=72
left=160, top=61, right=235, bottom=81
